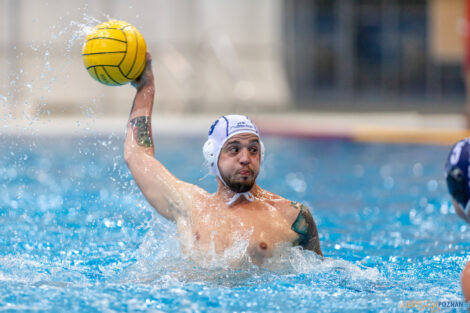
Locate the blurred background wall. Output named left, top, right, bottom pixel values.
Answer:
left=0, top=0, right=467, bottom=119
left=285, top=0, right=465, bottom=112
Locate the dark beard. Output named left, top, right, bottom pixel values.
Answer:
left=220, top=171, right=256, bottom=193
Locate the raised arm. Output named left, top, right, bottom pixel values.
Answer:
left=124, top=52, right=191, bottom=221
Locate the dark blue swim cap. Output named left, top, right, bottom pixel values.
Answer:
left=445, top=138, right=470, bottom=209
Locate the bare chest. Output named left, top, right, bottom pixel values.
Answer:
left=187, top=205, right=298, bottom=265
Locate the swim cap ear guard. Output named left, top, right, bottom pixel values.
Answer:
left=202, top=115, right=264, bottom=180
left=203, top=139, right=217, bottom=175
left=445, top=138, right=470, bottom=210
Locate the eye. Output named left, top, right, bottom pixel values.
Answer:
left=228, top=146, right=239, bottom=153
left=249, top=146, right=259, bottom=154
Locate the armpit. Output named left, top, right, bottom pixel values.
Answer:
left=290, top=202, right=323, bottom=257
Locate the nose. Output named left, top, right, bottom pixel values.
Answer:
left=239, top=147, right=250, bottom=165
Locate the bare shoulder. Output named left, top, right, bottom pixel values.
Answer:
left=257, top=190, right=316, bottom=223
left=271, top=195, right=323, bottom=257
left=259, top=190, right=302, bottom=221
left=148, top=177, right=211, bottom=221
left=257, top=189, right=322, bottom=256
left=179, top=181, right=212, bottom=208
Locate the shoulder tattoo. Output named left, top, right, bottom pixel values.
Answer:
left=290, top=202, right=323, bottom=256
left=129, top=116, right=153, bottom=147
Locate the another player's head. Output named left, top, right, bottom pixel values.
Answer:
left=203, top=115, right=264, bottom=193
left=445, top=138, right=470, bottom=223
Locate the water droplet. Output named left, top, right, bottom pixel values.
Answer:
left=286, top=172, right=307, bottom=193
left=103, top=219, right=114, bottom=228
left=413, top=163, right=423, bottom=176
left=427, top=180, right=438, bottom=192
left=440, top=203, right=449, bottom=215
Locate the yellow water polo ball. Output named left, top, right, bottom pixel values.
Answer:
left=82, top=20, right=147, bottom=86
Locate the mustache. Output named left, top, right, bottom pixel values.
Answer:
left=220, top=168, right=258, bottom=193
left=236, top=168, right=253, bottom=174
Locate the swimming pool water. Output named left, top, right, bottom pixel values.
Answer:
left=0, top=134, right=468, bottom=312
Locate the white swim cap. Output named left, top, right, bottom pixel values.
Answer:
left=203, top=115, right=264, bottom=183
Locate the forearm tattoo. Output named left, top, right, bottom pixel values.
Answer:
left=129, top=116, right=153, bottom=147
left=291, top=202, right=322, bottom=256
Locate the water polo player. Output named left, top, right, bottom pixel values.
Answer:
left=445, top=138, right=470, bottom=224
left=124, top=52, right=322, bottom=266
left=445, top=138, right=470, bottom=301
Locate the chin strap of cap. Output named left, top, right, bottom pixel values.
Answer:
left=226, top=191, right=255, bottom=206
left=217, top=172, right=255, bottom=206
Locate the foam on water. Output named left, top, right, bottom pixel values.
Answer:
left=123, top=221, right=382, bottom=292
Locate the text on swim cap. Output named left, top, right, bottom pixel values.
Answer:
left=228, top=121, right=258, bottom=136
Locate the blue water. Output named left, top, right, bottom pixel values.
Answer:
left=1, top=134, right=468, bottom=312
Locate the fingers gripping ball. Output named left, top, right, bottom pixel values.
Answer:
left=82, top=20, right=147, bottom=86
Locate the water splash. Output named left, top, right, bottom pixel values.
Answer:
left=4, top=6, right=110, bottom=129
left=65, top=14, right=102, bottom=53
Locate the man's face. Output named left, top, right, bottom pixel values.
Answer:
left=218, top=133, right=261, bottom=193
